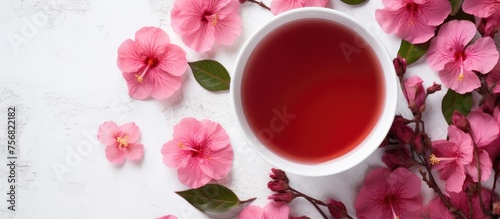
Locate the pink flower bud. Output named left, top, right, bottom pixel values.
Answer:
left=268, top=192, right=296, bottom=203
left=413, top=133, right=424, bottom=153
left=267, top=180, right=289, bottom=192
left=404, top=75, right=426, bottom=113
left=395, top=125, right=415, bottom=144
left=393, top=55, right=407, bottom=77
left=382, top=147, right=415, bottom=169
left=327, top=199, right=348, bottom=219
left=452, top=110, right=470, bottom=133
left=270, top=168, right=288, bottom=182
left=426, top=82, right=441, bottom=94
left=478, top=17, right=499, bottom=38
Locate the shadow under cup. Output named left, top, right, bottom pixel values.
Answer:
left=231, top=8, right=397, bottom=176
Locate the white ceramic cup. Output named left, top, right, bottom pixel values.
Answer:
left=231, top=8, right=397, bottom=176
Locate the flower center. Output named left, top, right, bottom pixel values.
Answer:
left=116, top=136, right=129, bottom=149
left=202, top=11, right=219, bottom=26
left=383, top=194, right=400, bottom=219
left=405, top=3, right=419, bottom=25
left=430, top=154, right=458, bottom=165
left=178, top=142, right=211, bottom=159
left=454, top=51, right=466, bottom=81
left=135, top=57, right=158, bottom=83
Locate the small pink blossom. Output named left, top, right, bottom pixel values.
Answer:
left=238, top=202, right=290, bottom=219
left=431, top=125, right=473, bottom=192
left=156, top=215, right=177, bottom=219
left=270, top=0, right=328, bottom=15
left=97, top=121, right=144, bottom=164
left=354, top=167, right=422, bottom=219
left=426, top=189, right=491, bottom=219
left=375, top=0, right=451, bottom=44
left=117, top=27, right=187, bottom=100
left=403, top=75, right=426, bottom=113
left=161, top=117, right=233, bottom=188
left=464, top=111, right=496, bottom=182
left=462, top=0, right=500, bottom=18
left=427, top=20, right=499, bottom=94
left=171, top=0, right=242, bottom=52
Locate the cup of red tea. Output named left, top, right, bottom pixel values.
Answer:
left=231, top=8, right=397, bottom=176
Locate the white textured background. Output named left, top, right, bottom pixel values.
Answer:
left=0, top=0, right=485, bottom=218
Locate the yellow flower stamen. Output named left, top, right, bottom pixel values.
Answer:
left=211, top=13, right=219, bottom=26
left=135, top=58, right=155, bottom=83
left=430, top=154, right=440, bottom=165
left=116, top=136, right=129, bottom=149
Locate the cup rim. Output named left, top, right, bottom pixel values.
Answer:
left=231, top=7, right=397, bottom=176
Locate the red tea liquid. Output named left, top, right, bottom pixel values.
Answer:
left=241, top=19, right=385, bottom=164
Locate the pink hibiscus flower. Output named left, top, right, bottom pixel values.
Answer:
left=375, top=0, right=451, bottom=44
left=427, top=20, right=499, bottom=94
left=97, top=121, right=144, bottom=164
left=270, top=0, right=329, bottom=15
left=426, top=189, right=491, bottom=219
left=117, top=27, right=187, bottom=100
left=161, top=117, right=233, bottom=188
left=430, top=125, right=475, bottom=193
left=403, top=75, right=426, bottom=113
left=462, top=0, right=500, bottom=18
left=354, top=167, right=422, bottom=219
left=238, top=202, right=289, bottom=219
left=171, top=0, right=242, bottom=52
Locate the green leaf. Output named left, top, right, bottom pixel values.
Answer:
left=189, top=60, right=231, bottom=91
left=441, top=89, right=473, bottom=125
left=340, top=0, right=368, bottom=5
left=176, top=184, right=243, bottom=214
left=397, top=40, right=430, bottom=65
left=449, top=0, right=463, bottom=16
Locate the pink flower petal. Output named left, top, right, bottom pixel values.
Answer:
left=463, top=37, right=500, bottom=74
left=134, top=27, right=170, bottom=54
left=173, top=117, right=203, bottom=141
left=262, top=202, right=290, bottom=219
left=199, top=145, right=233, bottom=179
left=148, top=69, right=183, bottom=100
left=465, top=149, right=492, bottom=182
left=213, top=12, right=242, bottom=45
left=118, top=122, right=141, bottom=143
left=441, top=162, right=466, bottom=193
left=125, top=143, right=144, bottom=161
left=117, top=40, right=144, bottom=74
left=305, top=0, right=329, bottom=7
left=463, top=0, right=500, bottom=18
left=238, top=205, right=264, bottom=219
left=122, top=72, right=154, bottom=100
left=97, top=121, right=119, bottom=146
left=177, top=160, right=213, bottom=188
left=157, top=215, right=178, bottom=219
left=200, top=119, right=230, bottom=150
left=448, top=126, right=474, bottom=163
left=271, top=0, right=306, bottom=15
left=418, top=0, right=452, bottom=26
left=105, top=145, right=127, bottom=164
left=438, top=68, right=480, bottom=94
left=161, top=140, right=190, bottom=169
left=425, top=197, right=454, bottom=219
left=381, top=0, right=406, bottom=10
left=468, top=110, right=499, bottom=147
left=157, top=44, right=187, bottom=77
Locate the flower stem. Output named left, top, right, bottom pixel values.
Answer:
left=417, top=153, right=468, bottom=219
left=246, top=0, right=271, bottom=11
left=289, top=188, right=329, bottom=219
left=240, top=197, right=257, bottom=205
